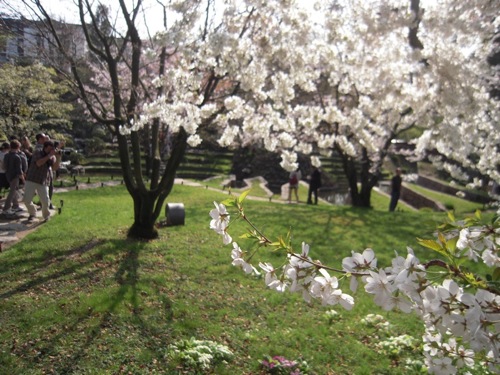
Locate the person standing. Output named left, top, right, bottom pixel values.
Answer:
left=20, top=135, right=33, bottom=165
left=34, top=133, right=47, bottom=151
left=2, top=140, right=25, bottom=215
left=307, top=166, right=322, bottom=205
left=389, top=168, right=403, bottom=212
left=287, top=168, right=302, bottom=203
left=23, top=140, right=61, bottom=222
left=15, top=143, right=28, bottom=211
left=34, top=133, right=55, bottom=209
left=0, top=142, right=10, bottom=195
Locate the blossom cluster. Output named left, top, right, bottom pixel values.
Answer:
left=110, top=0, right=500, bottom=187
left=209, top=198, right=500, bottom=374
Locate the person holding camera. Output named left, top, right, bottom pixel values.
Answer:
left=23, top=140, right=61, bottom=222
left=34, top=133, right=47, bottom=151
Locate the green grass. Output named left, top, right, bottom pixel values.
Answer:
left=203, top=177, right=314, bottom=202
left=0, top=184, right=474, bottom=374
left=406, top=183, right=485, bottom=214
left=371, top=189, right=414, bottom=212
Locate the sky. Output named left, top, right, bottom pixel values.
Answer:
left=1, top=0, right=321, bottom=37
left=1, top=0, right=173, bottom=35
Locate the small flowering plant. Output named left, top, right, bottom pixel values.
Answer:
left=360, top=313, right=392, bottom=333
left=260, top=355, right=310, bottom=375
left=359, top=313, right=424, bottom=366
left=323, top=309, right=339, bottom=324
left=166, top=337, right=233, bottom=373
left=209, top=195, right=500, bottom=374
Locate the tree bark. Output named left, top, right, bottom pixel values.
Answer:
left=337, top=146, right=379, bottom=208
left=122, top=128, right=187, bottom=239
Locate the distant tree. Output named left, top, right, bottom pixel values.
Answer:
left=0, top=62, right=73, bottom=138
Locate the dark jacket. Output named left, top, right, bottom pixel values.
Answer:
left=4, top=151, right=23, bottom=182
left=309, top=169, right=322, bottom=190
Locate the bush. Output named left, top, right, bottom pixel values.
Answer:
left=84, top=137, right=106, bottom=155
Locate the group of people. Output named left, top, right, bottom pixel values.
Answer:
left=287, top=166, right=322, bottom=204
left=0, top=133, right=62, bottom=222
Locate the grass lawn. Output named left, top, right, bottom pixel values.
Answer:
left=405, top=183, right=485, bottom=214
left=0, top=184, right=481, bottom=374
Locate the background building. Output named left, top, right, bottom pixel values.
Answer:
left=0, top=16, right=87, bottom=65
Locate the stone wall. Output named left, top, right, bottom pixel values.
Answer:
left=401, top=185, right=446, bottom=211
left=417, top=175, right=491, bottom=204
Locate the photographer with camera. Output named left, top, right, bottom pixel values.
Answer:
left=23, top=140, right=61, bottom=223
left=34, top=133, right=47, bottom=151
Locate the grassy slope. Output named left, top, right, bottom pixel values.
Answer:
left=405, top=183, right=485, bottom=214
left=0, top=185, right=464, bottom=374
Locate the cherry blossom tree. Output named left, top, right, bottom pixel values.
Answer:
left=18, top=0, right=321, bottom=237
left=19, top=0, right=499, bottom=236
left=409, top=0, right=500, bottom=187
left=19, top=0, right=225, bottom=238
left=140, top=0, right=499, bottom=207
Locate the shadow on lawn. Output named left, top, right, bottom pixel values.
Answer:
left=0, top=239, right=107, bottom=300
left=255, top=204, right=443, bottom=260
left=0, top=239, right=175, bottom=373
left=325, top=207, right=440, bottom=247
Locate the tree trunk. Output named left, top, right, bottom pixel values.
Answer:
left=119, top=128, right=187, bottom=240
left=359, top=181, right=373, bottom=208
left=128, top=191, right=158, bottom=239
left=143, top=123, right=152, bottom=177
left=337, top=147, right=375, bottom=209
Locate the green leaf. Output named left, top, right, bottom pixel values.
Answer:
left=447, top=211, right=456, bottom=223
left=417, top=238, right=448, bottom=257
left=437, top=232, right=447, bottom=246
left=221, top=198, right=237, bottom=207
left=462, top=271, right=476, bottom=285
left=278, top=236, right=288, bottom=249
left=239, top=232, right=254, bottom=239
left=492, top=267, right=500, bottom=281
left=237, top=190, right=251, bottom=204
left=446, top=237, right=458, bottom=255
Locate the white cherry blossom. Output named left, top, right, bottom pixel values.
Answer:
left=210, top=198, right=500, bottom=369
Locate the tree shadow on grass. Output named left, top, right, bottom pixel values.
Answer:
left=0, top=239, right=108, bottom=300
left=254, top=204, right=443, bottom=262
left=1, top=238, right=176, bottom=374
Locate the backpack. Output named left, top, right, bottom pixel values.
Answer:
left=289, top=173, right=298, bottom=185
